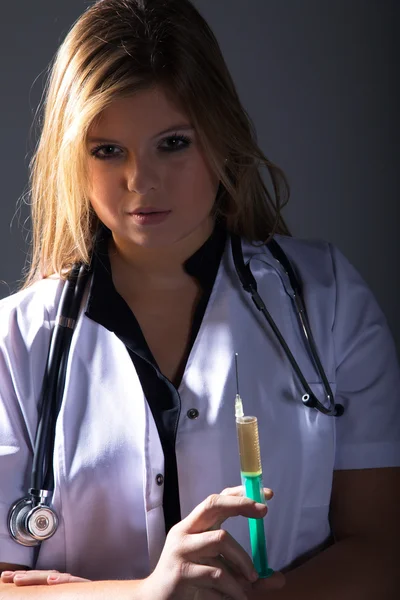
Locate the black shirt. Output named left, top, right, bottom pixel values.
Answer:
left=85, top=223, right=227, bottom=533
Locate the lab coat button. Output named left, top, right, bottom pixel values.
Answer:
left=187, top=408, right=199, bottom=420
left=156, top=474, right=164, bottom=486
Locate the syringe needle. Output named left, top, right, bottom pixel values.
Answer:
left=235, top=352, right=240, bottom=396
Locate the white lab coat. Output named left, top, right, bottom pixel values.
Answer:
left=0, top=235, right=399, bottom=579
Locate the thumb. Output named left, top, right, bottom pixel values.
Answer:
left=253, top=571, right=286, bottom=592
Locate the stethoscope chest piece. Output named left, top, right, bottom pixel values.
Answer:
left=8, top=492, right=58, bottom=547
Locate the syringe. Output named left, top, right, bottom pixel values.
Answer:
left=234, top=353, right=274, bottom=578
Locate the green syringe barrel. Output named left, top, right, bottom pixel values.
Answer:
left=236, top=415, right=274, bottom=579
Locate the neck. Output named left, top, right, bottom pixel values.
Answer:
left=109, top=217, right=215, bottom=290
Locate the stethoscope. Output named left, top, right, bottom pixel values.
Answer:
left=8, top=232, right=344, bottom=560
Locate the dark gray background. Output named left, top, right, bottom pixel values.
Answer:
left=1, top=1, right=398, bottom=350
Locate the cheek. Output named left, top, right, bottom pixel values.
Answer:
left=165, top=155, right=219, bottom=213
left=88, top=166, right=121, bottom=216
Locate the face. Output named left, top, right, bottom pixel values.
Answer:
left=86, top=86, right=220, bottom=251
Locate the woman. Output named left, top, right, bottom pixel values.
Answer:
left=0, top=0, right=399, bottom=598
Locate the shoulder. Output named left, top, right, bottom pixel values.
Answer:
left=270, top=235, right=383, bottom=318
left=0, top=276, right=64, bottom=344
left=240, top=234, right=385, bottom=345
left=265, top=236, right=396, bottom=372
left=271, top=234, right=335, bottom=285
left=240, top=234, right=339, bottom=292
left=0, top=276, right=63, bottom=312
left=0, top=277, right=65, bottom=432
left=262, top=235, right=385, bottom=326
left=263, top=234, right=366, bottom=294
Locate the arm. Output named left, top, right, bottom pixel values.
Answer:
left=0, top=579, right=144, bottom=599
left=247, top=244, right=400, bottom=599
left=0, top=489, right=286, bottom=600
left=250, top=467, right=400, bottom=599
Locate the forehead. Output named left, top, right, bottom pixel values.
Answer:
left=90, top=86, right=190, bottom=136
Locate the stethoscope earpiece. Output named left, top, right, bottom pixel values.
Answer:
left=301, top=393, right=313, bottom=407
left=302, top=393, right=344, bottom=417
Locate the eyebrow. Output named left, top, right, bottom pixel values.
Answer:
left=87, top=123, right=194, bottom=145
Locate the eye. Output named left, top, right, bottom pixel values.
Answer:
left=90, top=145, right=123, bottom=160
left=158, top=134, right=192, bottom=153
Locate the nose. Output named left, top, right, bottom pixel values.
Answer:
left=126, top=156, right=158, bottom=194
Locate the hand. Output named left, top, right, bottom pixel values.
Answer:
left=0, top=486, right=285, bottom=598
left=0, top=569, right=90, bottom=586
left=141, top=485, right=285, bottom=600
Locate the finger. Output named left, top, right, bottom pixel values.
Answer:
left=252, top=571, right=286, bottom=592
left=8, top=570, right=59, bottom=578
left=216, top=552, right=256, bottom=584
left=182, top=562, right=248, bottom=600
left=1, top=571, right=18, bottom=583
left=185, top=529, right=258, bottom=583
left=210, top=487, right=272, bottom=531
left=200, top=557, right=254, bottom=596
left=13, top=571, right=59, bottom=587
left=201, top=554, right=255, bottom=593
left=47, top=573, right=90, bottom=584
left=183, top=494, right=267, bottom=534
left=2, top=570, right=57, bottom=583
left=220, top=486, right=274, bottom=502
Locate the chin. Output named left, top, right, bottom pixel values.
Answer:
left=113, top=214, right=214, bottom=250
left=119, top=227, right=181, bottom=249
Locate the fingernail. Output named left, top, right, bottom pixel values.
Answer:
left=48, top=575, right=60, bottom=582
left=14, top=575, right=25, bottom=580
left=250, top=570, right=259, bottom=581
left=255, top=502, right=266, bottom=509
left=2, top=572, right=14, bottom=576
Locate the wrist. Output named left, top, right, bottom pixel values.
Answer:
left=139, top=568, right=176, bottom=600
left=136, top=575, right=162, bottom=600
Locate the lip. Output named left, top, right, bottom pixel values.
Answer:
left=130, top=207, right=170, bottom=215
left=127, top=209, right=171, bottom=226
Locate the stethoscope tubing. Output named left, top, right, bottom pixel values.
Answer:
left=32, top=264, right=89, bottom=493
left=230, top=232, right=344, bottom=417
left=32, top=233, right=345, bottom=501
left=11, top=231, right=344, bottom=560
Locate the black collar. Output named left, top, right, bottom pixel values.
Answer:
left=85, top=222, right=227, bottom=361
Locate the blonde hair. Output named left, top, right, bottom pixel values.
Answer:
left=25, top=0, right=291, bottom=287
